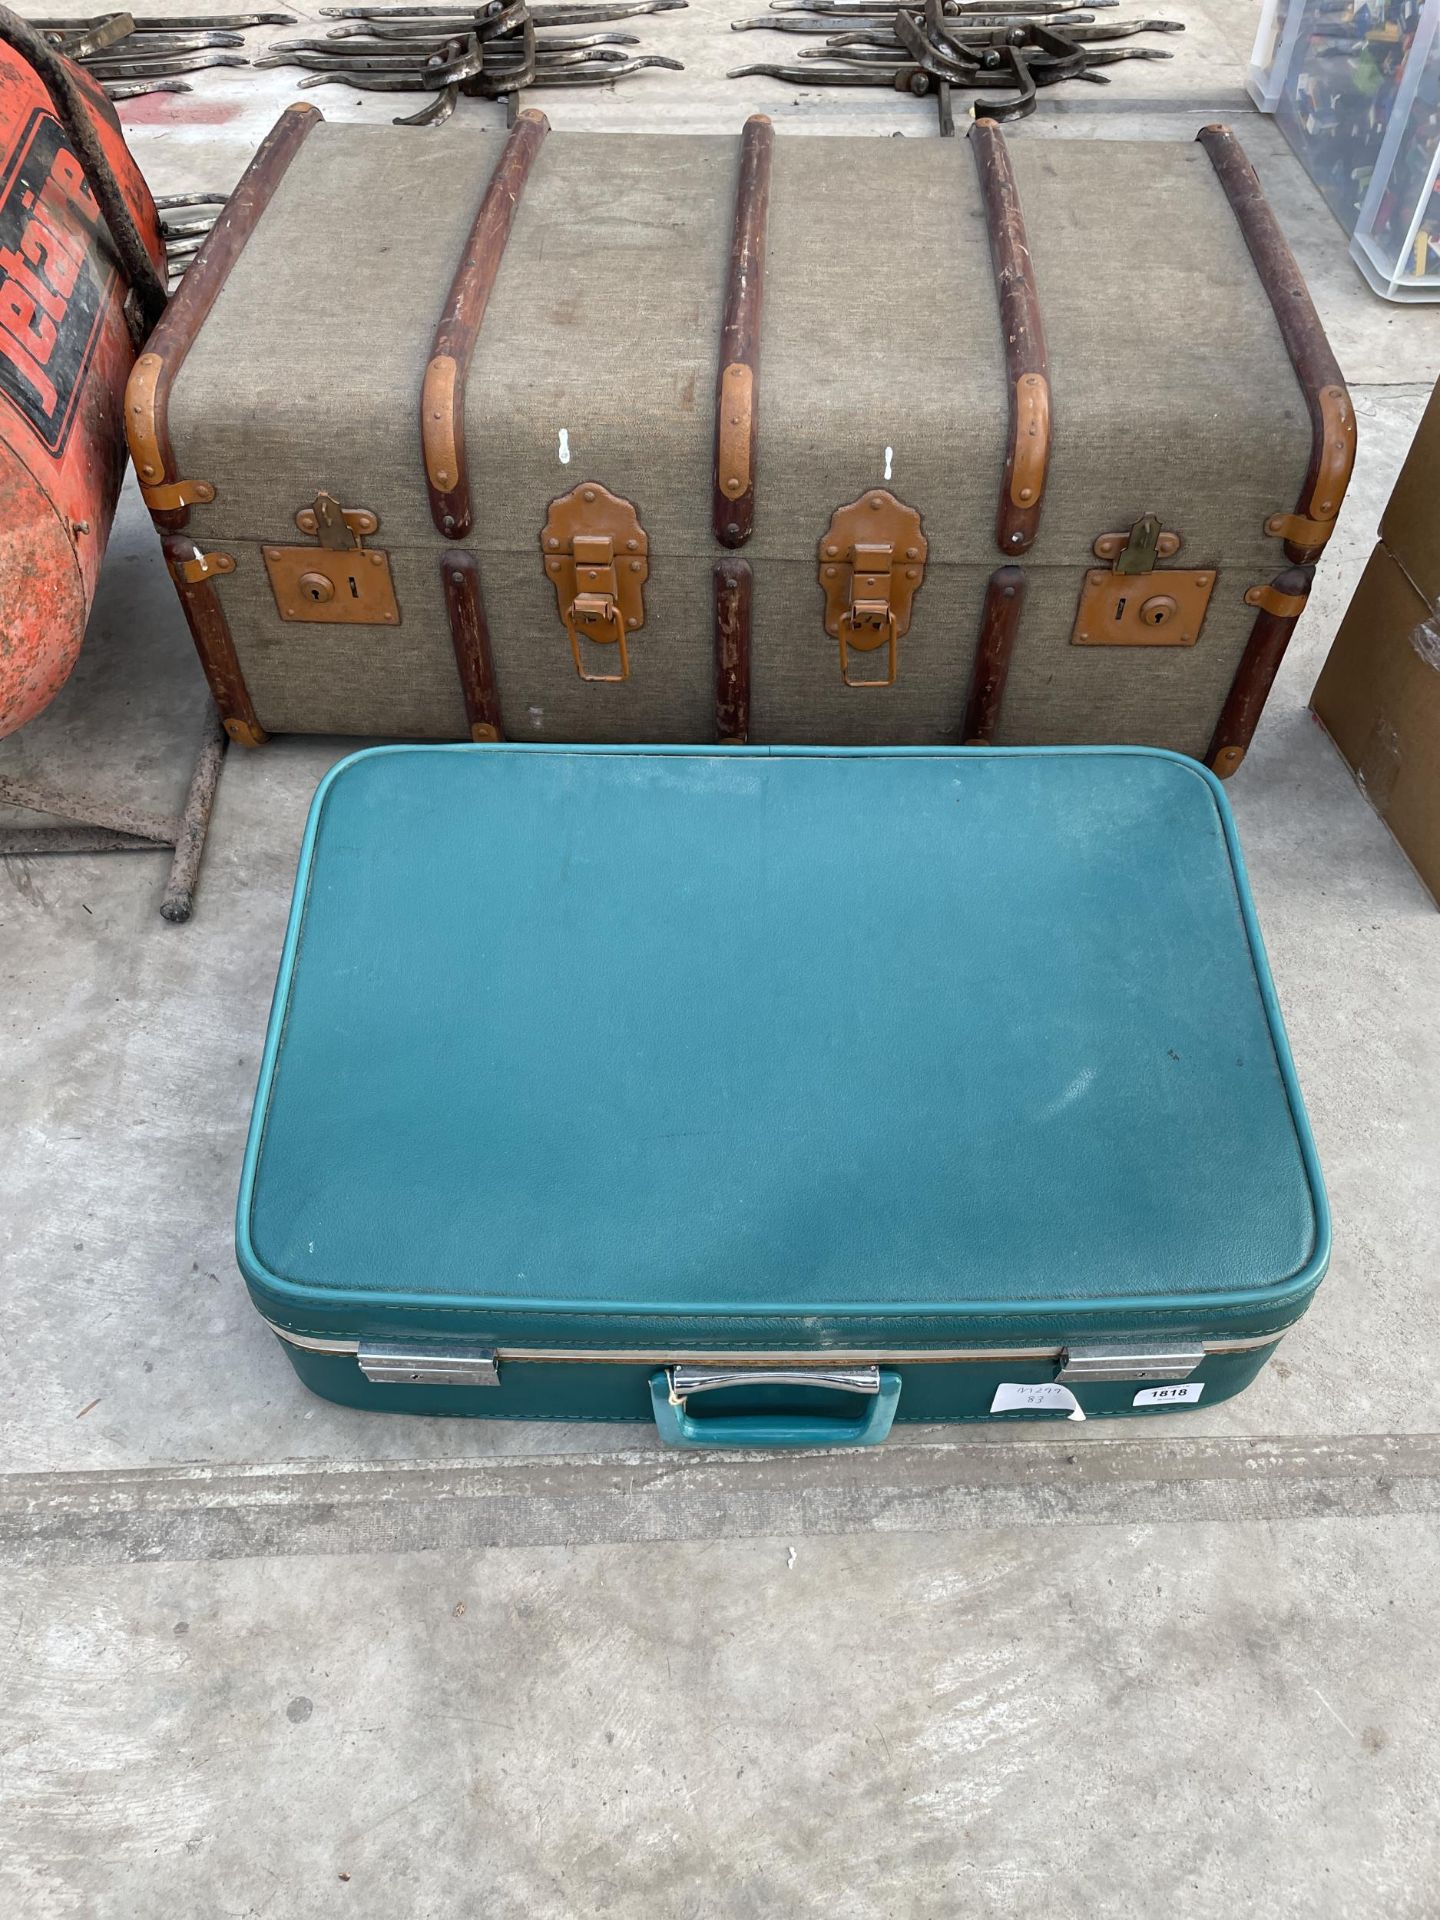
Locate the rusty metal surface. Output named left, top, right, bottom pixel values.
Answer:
left=0, top=452, right=89, bottom=741
left=0, top=41, right=163, bottom=739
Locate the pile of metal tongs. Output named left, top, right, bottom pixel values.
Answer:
left=153, top=190, right=229, bottom=288
left=730, top=0, right=1183, bottom=125
left=35, top=11, right=295, bottom=99
left=262, top=0, right=686, bottom=125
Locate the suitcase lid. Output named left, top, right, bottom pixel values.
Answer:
left=239, top=746, right=1327, bottom=1352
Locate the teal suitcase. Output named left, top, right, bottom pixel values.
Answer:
left=237, top=744, right=1328, bottom=1447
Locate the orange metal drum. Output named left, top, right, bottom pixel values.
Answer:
left=0, top=44, right=161, bottom=737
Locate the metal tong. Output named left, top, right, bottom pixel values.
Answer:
left=154, top=188, right=229, bottom=287
left=730, top=0, right=1180, bottom=121
left=39, top=10, right=291, bottom=97
left=261, top=0, right=684, bottom=120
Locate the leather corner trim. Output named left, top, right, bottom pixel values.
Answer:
left=422, top=354, right=461, bottom=499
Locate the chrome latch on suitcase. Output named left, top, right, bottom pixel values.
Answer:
left=541, top=482, right=649, bottom=683
left=264, top=492, right=400, bottom=626
left=1072, top=514, right=1215, bottom=649
left=818, top=491, right=927, bottom=687
left=1056, top=1344, right=1204, bottom=1383
left=357, top=1341, right=499, bottom=1386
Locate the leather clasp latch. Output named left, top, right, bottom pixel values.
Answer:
left=818, top=491, right=927, bottom=689
left=542, top=484, right=648, bottom=684
left=841, top=542, right=901, bottom=687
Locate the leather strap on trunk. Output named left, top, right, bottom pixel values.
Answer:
left=714, top=113, right=772, bottom=549
left=128, top=101, right=320, bottom=536
left=422, top=109, right=548, bottom=540
left=161, top=536, right=266, bottom=747
left=442, top=552, right=504, bottom=742
left=962, top=567, right=1026, bottom=745
left=713, top=557, right=752, bottom=745
left=711, top=115, right=773, bottom=745
left=1198, top=125, right=1355, bottom=566
left=971, top=121, right=1050, bottom=558
left=130, top=102, right=320, bottom=747
left=1207, top=564, right=1315, bottom=777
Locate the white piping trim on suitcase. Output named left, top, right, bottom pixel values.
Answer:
left=258, top=1317, right=1284, bottom=1367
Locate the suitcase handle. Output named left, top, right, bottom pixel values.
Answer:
left=648, top=1367, right=901, bottom=1451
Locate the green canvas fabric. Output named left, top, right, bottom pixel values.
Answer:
left=168, top=123, right=502, bottom=738
left=999, top=141, right=1311, bottom=759
left=746, top=135, right=1005, bottom=743
left=1011, top=141, right=1308, bottom=568
left=464, top=130, right=733, bottom=742
left=164, top=125, right=1315, bottom=750
left=169, top=123, right=493, bottom=548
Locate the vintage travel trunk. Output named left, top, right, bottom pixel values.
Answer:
left=131, top=108, right=1355, bottom=777
left=238, top=745, right=1329, bottom=1445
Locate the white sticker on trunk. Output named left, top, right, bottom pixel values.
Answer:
left=1133, top=1383, right=1204, bottom=1407
left=991, top=1381, right=1086, bottom=1422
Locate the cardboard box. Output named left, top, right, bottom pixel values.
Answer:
left=1312, top=543, right=1440, bottom=907
left=1378, top=379, right=1440, bottom=613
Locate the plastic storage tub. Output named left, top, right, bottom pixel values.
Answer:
left=1249, top=0, right=1440, bottom=302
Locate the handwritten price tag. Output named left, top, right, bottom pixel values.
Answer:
left=990, top=1381, right=1086, bottom=1422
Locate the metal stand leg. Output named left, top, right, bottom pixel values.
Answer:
left=0, top=702, right=229, bottom=923
left=161, top=704, right=227, bottom=924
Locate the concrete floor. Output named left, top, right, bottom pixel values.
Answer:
left=2, top=1, right=1440, bottom=1913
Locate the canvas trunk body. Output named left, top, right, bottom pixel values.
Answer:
left=132, top=109, right=1355, bottom=775
left=238, top=744, right=1329, bottom=1446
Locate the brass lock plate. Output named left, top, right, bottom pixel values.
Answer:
left=1072, top=519, right=1213, bottom=648
left=541, top=482, right=648, bottom=683
left=818, top=490, right=927, bottom=688
left=1072, top=569, right=1215, bottom=647
left=264, top=544, right=400, bottom=625
left=264, top=494, right=398, bottom=626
